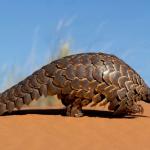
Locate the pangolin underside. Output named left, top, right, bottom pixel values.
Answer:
left=0, top=52, right=150, bottom=117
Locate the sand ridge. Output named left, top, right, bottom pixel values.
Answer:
left=0, top=102, right=150, bottom=150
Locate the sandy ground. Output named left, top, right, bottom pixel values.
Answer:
left=0, top=102, right=150, bottom=150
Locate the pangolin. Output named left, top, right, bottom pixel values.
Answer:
left=0, top=52, right=149, bottom=117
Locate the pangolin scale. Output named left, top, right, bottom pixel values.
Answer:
left=0, top=52, right=150, bottom=117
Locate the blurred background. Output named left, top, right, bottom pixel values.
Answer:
left=0, top=0, right=150, bottom=106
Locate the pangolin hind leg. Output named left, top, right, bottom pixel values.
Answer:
left=62, top=98, right=83, bottom=117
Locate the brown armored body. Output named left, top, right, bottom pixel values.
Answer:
left=0, top=52, right=150, bottom=117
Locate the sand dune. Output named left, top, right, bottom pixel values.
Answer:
left=0, top=102, right=150, bottom=150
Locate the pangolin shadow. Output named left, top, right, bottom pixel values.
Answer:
left=3, top=108, right=149, bottom=119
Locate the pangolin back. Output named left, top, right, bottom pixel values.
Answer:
left=0, top=52, right=149, bottom=116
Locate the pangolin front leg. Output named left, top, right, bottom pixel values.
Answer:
left=113, top=98, right=144, bottom=116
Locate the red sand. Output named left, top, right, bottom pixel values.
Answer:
left=0, top=102, right=150, bottom=150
